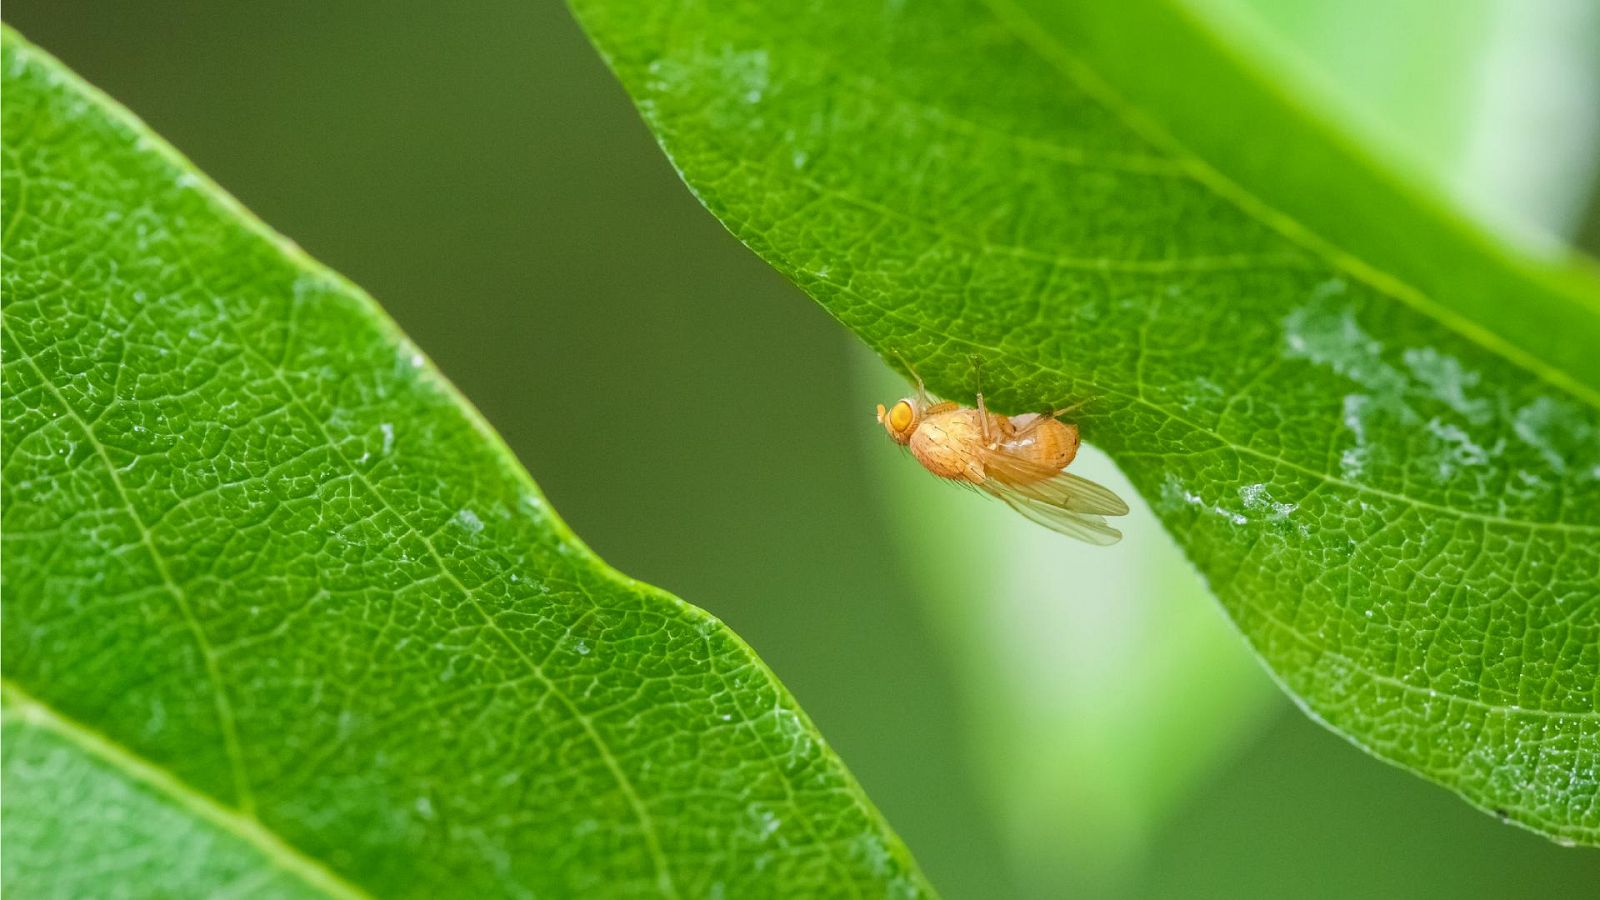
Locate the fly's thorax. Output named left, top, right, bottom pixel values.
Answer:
left=909, top=408, right=989, bottom=482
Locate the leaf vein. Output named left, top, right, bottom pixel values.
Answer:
left=1, top=680, right=370, bottom=900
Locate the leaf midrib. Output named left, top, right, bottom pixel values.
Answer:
left=974, top=0, right=1600, bottom=411
left=1, top=679, right=369, bottom=900
left=3, top=329, right=258, bottom=815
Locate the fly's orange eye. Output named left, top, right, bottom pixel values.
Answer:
left=889, top=400, right=914, bottom=433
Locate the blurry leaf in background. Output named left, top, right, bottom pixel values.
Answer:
left=1202, top=0, right=1600, bottom=246
left=1, top=30, right=931, bottom=897
left=573, top=0, right=1600, bottom=850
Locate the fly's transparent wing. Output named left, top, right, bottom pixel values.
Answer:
left=979, top=446, right=1131, bottom=516
left=992, top=487, right=1124, bottom=545
left=973, top=442, right=1128, bottom=544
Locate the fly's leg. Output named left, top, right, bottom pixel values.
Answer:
left=1012, top=398, right=1091, bottom=438
left=971, top=354, right=993, bottom=444
left=1047, top=398, right=1090, bottom=419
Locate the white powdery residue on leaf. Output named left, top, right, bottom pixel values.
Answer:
left=393, top=339, right=426, bottom=372
left=1160, top=474, right=1249, bottom=525
left=773, top=707, right=817, bottom=769
left=854, top=832, right=896, bottom=878
left=1340, top=393, right=1371, bottom=479
left=1402, top=347, right=1491, bottom=423
left=456, top=508, right=484, bottom=535
left=291, top=270, right=334, bottom=302
left=1424, top=417, right=1500, bottom=480
left=727, top=47, right=770, bottom=104
left=380, top=422, right=395, bottom=455
left=1238, top=483, right=1297, bottom=520
left=747, top=803, right=782, bottom=841
left=520, top=491, right=546, bottom=516
left=1281, top=291, right=1406, bottom=393
left=1512, top=469, right=1549, bottom=495
left=1512, top=396, right=1596, bottom=475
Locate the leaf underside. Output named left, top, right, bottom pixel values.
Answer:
left=0, top=28, right=930, bottom=897
left=569, top=0, right=1600, bottom=843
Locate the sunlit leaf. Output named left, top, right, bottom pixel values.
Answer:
left=571, top=0, right=1600, bottom=843
left=0, top=28, right=930, bottom=897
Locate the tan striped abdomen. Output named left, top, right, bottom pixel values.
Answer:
left=997, top=415, right=1079, bottom=482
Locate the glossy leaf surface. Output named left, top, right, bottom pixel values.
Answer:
left=0, top=28, right=928, bottom=897
left=570, top=0, right=1600, bottom=842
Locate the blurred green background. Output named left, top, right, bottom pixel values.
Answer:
left=10, top=1, right=1599, bottom=896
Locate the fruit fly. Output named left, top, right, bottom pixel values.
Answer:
left=876, top=359, right=1129, bottom=545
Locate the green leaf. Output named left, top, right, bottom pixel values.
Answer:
left=1203, top=0, right=1600, bottom=242
left=568, top=0, right=1600, bottom=843
left=0, top=27, right=930, bottom=897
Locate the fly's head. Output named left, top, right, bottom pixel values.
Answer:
left=876, top=398, right=920, bottom=445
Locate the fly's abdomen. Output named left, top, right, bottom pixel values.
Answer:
left=1004, top=418, right=1079, bottom=474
